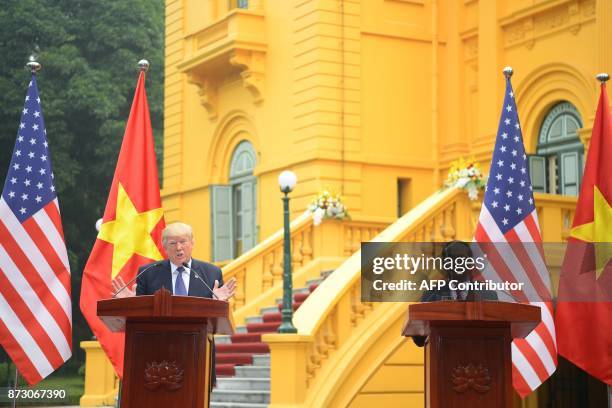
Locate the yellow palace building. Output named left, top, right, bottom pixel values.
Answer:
left=81, top=0, right=610, bottom=407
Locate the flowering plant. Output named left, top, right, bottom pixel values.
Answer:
left=307, top=189, right=350, bottom=226
left=445, top=157, right=487, bottom=200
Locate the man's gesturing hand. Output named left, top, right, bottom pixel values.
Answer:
left=111, top=276, right=135, bottom=298
left=212, top=277, right=237, bottom=301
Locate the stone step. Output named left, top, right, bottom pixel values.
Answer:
left=217, top=342, right=270, bottom=354
left=259, top=305, right=278, bottom=314
left=274, top=293, right=309, bottom=306
left=235, top=325, right=248, bottom=333
left=230, top=333, right=262, bottom=343
left=210, top=389, right=270, bottom=404
left=293, top=292, right=309, bottom=302
left=245, top=321, right=280, bottom=333
left=215, top=335, right=232, bottom=344
left=307, top=282, right=321, bottom=292
left=252, top=354, right=270, bottom=366
left=246, top=315, right=263, bottom=324
left=294, top=286, right=310, bottom=295
left=210, top=402, right=268, bottom=408
left=262, top=312, right=281, bottom=323
left=217, top=363, right=237, bottom=377
left=216, top=353, right=253, bottom=365
left=234, top=365, right=270, bottom=378
left=215, top=377, right=270, bottom=391
left=274, top=300, right=304, bottom=311
left=305, top=277, right=323, bottom=287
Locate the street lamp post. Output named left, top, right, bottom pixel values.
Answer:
left=277, top=170, right=298, bottom=333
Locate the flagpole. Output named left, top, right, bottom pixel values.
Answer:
left=9, top=57, right=43, bottom=408
left=11, top=367, right=18, bottom=408
left=593, top=72, right=611, bottom=408
left=595, top=72, right=611, bottom=408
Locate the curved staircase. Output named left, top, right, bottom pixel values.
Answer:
left=211, top=272, right=331, bottom=407
left=262, top=189, right=577, bottom=407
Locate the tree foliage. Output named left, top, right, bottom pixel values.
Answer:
left=0, top=0, right=164, bottom=368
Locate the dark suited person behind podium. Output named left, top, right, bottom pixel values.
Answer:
left=111, top=221, right=237, bottom=387
left=413, top=240, right=497, bottom=347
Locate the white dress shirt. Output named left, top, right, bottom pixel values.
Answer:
left=171, top=259, right=191, bottom=295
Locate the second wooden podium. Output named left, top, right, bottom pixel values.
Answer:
left=98, top=288, right=233, bottom=408
left=403, top=301, right=540, bottom=408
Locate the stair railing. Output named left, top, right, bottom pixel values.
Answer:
left=222, top=211, right=391, bottom=325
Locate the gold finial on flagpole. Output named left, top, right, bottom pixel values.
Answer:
left=138, top=59, right=150, bottom=72
left=596, top=73, right=609, bottom=83
left=503, top=66, right=513, bottom=79
left=26, top=55, right=41, bottom=74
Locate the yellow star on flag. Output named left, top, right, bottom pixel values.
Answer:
left=97, top=183, right=164, bottom=278
left=570, top=186, right=612, bottom=279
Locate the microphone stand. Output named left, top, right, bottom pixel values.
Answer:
left=181, top=263, right=219, bottom=300
left=113, top=261, right=162, bottom=298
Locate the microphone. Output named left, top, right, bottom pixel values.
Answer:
left=112, top=261, right=163, bottom=298
left=181, top=262, right=219, bottom=300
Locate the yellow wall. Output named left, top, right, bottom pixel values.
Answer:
left=163, top=0, right=606, bottom=262
left=348, top=336, right=424, bottom=407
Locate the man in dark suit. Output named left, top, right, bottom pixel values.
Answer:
left=111, top=221, right=236, bottom=388
left=133, top=224, right=236, bottom=299
left=413, top=240, right=497, bottom=347
left=111, top=221, right=236, bottom=299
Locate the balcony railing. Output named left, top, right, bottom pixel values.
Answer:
left=177, top=8, right=266, bottom=119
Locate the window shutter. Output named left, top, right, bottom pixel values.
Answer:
left=560, top=151, right=580, bottom=196
left=240, top=180, right=256, bottom=252
left=210, top=185, right=233, bottom=261
left=528, top=155, right=547, bottom=193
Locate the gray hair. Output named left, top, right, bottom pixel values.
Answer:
left=161, top=222, right=193, bottom=246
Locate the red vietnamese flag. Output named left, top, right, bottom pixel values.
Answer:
left=80, top=69, right=165, bottom=377
left=555, top=78, right=612, bottom=384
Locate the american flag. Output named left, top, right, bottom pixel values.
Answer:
left=474, top=72, right=557, bottom=396
left=0, top=74, right=72, bottom=385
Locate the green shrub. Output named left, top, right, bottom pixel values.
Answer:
left=0, top=363, right=7, bottom=386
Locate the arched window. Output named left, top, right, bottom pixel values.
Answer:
left=528, top=102, right=584, bottom=196
left=210, top=141, right=257, bottom=261
left=229, top=141, right=257, bottom=257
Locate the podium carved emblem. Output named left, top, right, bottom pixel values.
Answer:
left=451, top=363, right=491, bottom=393
left=144, top=361, right=184, bottom=391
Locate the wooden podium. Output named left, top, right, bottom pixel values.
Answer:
left=402, top=301, right=540, bottom=408
left=97, top=288, right=233, bottom=408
